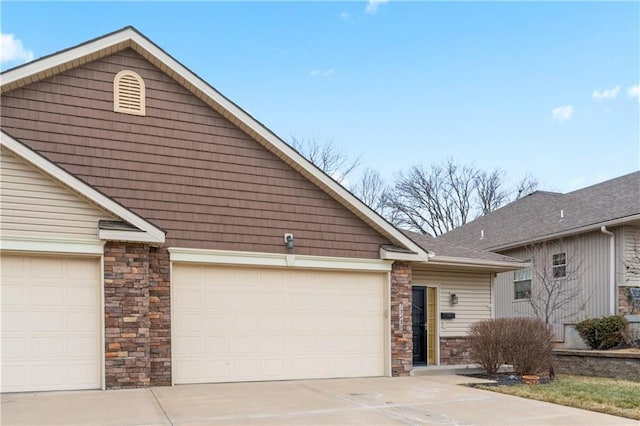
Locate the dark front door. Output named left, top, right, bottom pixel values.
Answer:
left=412, top=286, right=427, bottom=365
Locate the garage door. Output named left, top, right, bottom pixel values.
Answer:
left=173, top=264, right=386, bottom=384
left=1, top=254, right=101, bottom=392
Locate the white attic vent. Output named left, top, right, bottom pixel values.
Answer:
left=114, top=70, right=146, bottom=116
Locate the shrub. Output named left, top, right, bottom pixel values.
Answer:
left=575, top=316, right=629, bottom=350
left=501, top=317, right=554, bottom=375
left=469, top=317, right=553, bottom=375
left=468, top=319, right=506, bottom=375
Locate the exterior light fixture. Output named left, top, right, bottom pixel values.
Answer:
left=450, top=293, right=458, bottom=305
left=284, top=233, right=294, bottom=250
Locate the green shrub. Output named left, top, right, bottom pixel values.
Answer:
left=469, top=317, right=554, bottom=375
left=575, top=316, right=629, bottom=350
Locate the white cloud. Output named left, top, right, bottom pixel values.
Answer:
left=340, top=12, right=350, bottom=20
left=1, top=33, right=34, bottom=64
left=551, top=105, right=574, bottom=122
left=592, top=86, right=620, bottom=100
left=628, top=84, right=640, bottom=102
left=365, top=0, right=389, bottom=14
left=309, top=68, right=335, bottom=77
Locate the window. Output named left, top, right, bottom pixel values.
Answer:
left=113, top=70, right=145, bottom=116
left=552, top=253, right=567, bottom=279
left=514, top=261, right=531, bottom=300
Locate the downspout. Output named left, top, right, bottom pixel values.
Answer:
left=600, top=226, right=616, bottom=315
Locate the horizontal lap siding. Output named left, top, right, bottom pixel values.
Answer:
left=0, top=148, right=115, bottom=240
left=413, top=269, right=491, bottom=337
left=1, top=49, right=389, bottom=257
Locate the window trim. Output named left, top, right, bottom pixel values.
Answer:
left=513, top=259, right=532, bottom=300
left=552, top=252, right=567, bottom=279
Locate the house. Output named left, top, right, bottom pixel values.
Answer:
left=0, top=27, right=523, bottom=393
left=439, top=172, right=640, bottom=343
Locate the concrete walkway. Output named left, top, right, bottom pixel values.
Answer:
left=2, top=375, right=637, bottom=425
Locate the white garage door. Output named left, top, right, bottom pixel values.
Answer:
left=1, top=254, right=101, bottom=392
left=173, top=264, right=387, bottom=384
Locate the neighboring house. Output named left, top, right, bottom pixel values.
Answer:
left=440, top=172, right=640, bottom=342
left=0, top=27, right=523, bottom=393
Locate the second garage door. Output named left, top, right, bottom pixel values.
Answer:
left=172, top=264, right=387, bottom=384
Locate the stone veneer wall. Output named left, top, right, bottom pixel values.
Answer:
left=149, top=247, right=171, bottom=386
left=390, top=262, right=412, bottom=376
left=552, top=349, right=640, bottom=380
left=619, top=286, right=640, bottom=315
left=104, top=242, right=151, bottom=389
left=439, top=337, right=473, bottom=365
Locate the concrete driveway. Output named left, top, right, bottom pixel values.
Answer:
left=2, top=375, right=637, bottom=426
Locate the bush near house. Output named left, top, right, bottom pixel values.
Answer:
left=575, top=315, right=629, bottom=350
left=469, top=318, right=554, bottom=375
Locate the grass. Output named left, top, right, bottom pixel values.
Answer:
left=473, top=374, right=640, bottom=420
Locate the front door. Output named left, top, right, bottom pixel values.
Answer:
left=412, top=287, right=427, bottom=365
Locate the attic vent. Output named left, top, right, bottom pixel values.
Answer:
left=114, top=70, right=146, bottom=116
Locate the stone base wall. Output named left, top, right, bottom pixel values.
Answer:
left=390, top=262, right=412, bottom=376
left=552, top=349, right=640, bottom=380
left=439, top=337, right=473, bottom=365
left=104, top=242, right=151, bottom=389
left=149, top=247, right=171, bottom=386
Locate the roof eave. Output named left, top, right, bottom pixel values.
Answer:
left=1, top=130, right=166, bottom=245
left=488, top=214, right=640, bottom=252
left=1, top=27, right=427, bottom=258
left=427, top=255, right=527, bottom=272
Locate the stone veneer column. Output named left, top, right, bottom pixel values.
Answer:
left=104, top=242, right=151, bottom=389
left=390, top=261, right=413, bottom=376
left=149, top=247, right=172, bottom=386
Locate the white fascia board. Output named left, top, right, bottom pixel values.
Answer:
left=98, top=229, right=163, bottom=244
left=379, top=247, right=425, bottom=262
left=1, top=30, right=135, bottom=86
left=0, top=235, right=105, bottom=255
left=2, top=27, right=423, bottom=256
left=1, top=131, right=165, bottom=245
left=168, top=247, right=393, bottom=272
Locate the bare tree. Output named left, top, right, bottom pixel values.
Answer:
left=350, top=167, right=391, bottom=213
left=522, top=239, right=589, bottom=327
left=386, top=158, right=538, bottom=236
left=475, top=169, right=509, bottom=215
left=290, top=136, right=360, bottom=184
left=514, top=172, right=539, bottom=200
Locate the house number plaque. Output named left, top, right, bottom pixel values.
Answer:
left=399, top=303, right=404, bottom=328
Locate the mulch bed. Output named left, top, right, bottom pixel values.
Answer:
left=462, top=373, right=553, bottom=387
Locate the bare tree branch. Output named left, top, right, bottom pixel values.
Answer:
left=290, top=136, right=360, bottom=183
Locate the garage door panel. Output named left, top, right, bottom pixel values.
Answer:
left=1, top=255, right=101, bottom=393
left=173, top=264, right=386, bottom=384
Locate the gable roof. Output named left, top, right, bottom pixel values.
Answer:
left=440, top=171, right=640, bottom=251
left=403, top=230, right=525, bottom=271
left=1, top=130, right=166, bottom=244
left=1, top=26, right=428, bottom=260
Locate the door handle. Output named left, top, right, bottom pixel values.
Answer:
left=419, top=322, right=426, bottom=329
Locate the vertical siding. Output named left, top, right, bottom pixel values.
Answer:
left=0, top=147, right=116, bottom=240
left=494, top=231, right=614, bottom=340
left=622, top=226, right=640, bottom=286
left=413, top=269, right=492, bottom=337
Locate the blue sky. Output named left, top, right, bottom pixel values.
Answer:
left=2, top=1, right=639, bottom=193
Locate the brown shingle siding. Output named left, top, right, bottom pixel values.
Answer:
left=2, top=49, right=389, bottom=258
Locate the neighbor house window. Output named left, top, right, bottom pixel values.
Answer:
left=552, top=253, right=567, bottom=279
left=114, top=70, right=146, bottom=116
left=514, top=262, right=531, bottom=300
